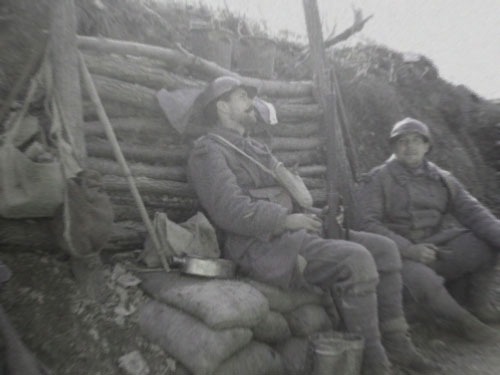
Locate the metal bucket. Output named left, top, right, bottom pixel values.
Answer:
left=234, top=36, right=276, bottom=78
left=309, top=331, right=364, bottom=375
left=189, top=22, right=234, bottom=69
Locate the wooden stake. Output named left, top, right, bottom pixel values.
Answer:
left=78, top=52, right=170, bottom=272
left=50, top=0, right=86, bottom=163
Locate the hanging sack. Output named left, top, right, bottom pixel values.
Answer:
left=0, top=87, right=64, bottom=219
left=0, top=65, right=65, bottom=219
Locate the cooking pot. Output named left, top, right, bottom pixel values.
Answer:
left=170, top=256, right=236, bottom=279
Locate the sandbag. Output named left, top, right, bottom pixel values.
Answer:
left=285, top=304, right=332, bottom=337
left=139, top=271, right=269, bottom=329
left=246, top=279, right=323, bottom=313
left=252, top=310, right=291, bottom=344
left=138, top=299, right=252, bottom=375
left=274, top=337, right=312, bottom=375
left=214, top=341, right=284, bottom=375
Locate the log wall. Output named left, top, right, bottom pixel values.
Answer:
left=78, top=37, right=327, bottom=251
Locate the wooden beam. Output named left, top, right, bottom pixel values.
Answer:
left=50, top=0, right=86, bottom=162
left=77, top=35, right=314, bottom=97
left=302, top=0, right=354, bottom=238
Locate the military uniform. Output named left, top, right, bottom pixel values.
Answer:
left=359, top=157, right=500, bottom=320
left=187, top=126, right=425, bottom=372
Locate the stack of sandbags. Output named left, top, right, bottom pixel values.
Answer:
left=246, top=279, right=339, bottom=375
left=137, top=272, right=338, bottom=375
left=138, top=272, right=282, bottom=375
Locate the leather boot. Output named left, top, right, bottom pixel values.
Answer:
left=429, top=286, right=500, bottom=343
left=334, top=286, right=392, bottom=375
left=382, top=329, right=439, bottom=374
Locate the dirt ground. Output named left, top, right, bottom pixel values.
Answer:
left=0, top=249, right=499, bottom=375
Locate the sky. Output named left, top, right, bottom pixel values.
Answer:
left=179, top=0, right=500, bottom=99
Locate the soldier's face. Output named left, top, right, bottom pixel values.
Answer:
left=393, top=133, right=430, bottom=168
left=225, top=88, right=257, bottom=127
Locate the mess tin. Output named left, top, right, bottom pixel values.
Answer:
left=170, top=255, right=236, bottom=279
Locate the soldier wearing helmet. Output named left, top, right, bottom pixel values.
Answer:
left=358, top=117, right=500, bottom=343
left=187, top=78, right=436, bottom=375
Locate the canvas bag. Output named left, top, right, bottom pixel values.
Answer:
left=0, top=73, right=64, bottom=219
left=142, top=211, right=220, bottom=267
left=0, top=141, right=64, bottom=218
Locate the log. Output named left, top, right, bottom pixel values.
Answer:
left=0, top=218, right=148, bottom=253
left=108, top=177, right=323, bottom=204
left=87, top=74, right=160, bottom=113
left=87, top=157, right=187, bottom=181
left=86, top=117, right=320, bottom=140
left=104, top=221, right=146, bottom=252
left=268, top=136, right=323, bottom=151
left=297, top=165, right=326, bottom=177
left=272, top=96, right=316, bottom=105
left=0, top=218, right=57, bottom=252
left=110, top=193, right=198, bottom=211
left=85, top=130, right=179, bottom=147
left=83, top=100, right=155, bottom=120
left=86, top=139, right=188, bottom=165
left=77, top=35, right=313, bottom=97
left=83, top=52, right=204, bottom=91
left=111, top=206, right=196, bottom=224
left=86, top=75, right=323, bottom=123
left=102, top=175, right=195, bottom=197
left=89, top=155, right=325, bottom=182
left=84, top=117, right=176, bottom=139
left=275, top=149, right=323, bottom=166
left=51, top=0, right=86, bottom=160
left=303, top=177, right=326, bottom=190
left=267, top=122, right=320, bottom=138
left=274, top=103, right=322, bottom=122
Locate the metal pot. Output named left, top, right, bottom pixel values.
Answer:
left=170, top=256, right=236, bottom=279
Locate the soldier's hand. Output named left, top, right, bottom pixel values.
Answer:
left=284, top=213, right=323, bottom=234
left=404, top=243, right=438, bottom=265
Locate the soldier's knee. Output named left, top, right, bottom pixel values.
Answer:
left=402, top=261, right=444, bottom=302
left=344, top=243, right=379, bottom=285
left=368, top=234, right=402, bottom=272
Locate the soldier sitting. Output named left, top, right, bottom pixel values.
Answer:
left=358, top=117, right=500, bottom=342
left=187, top=77, right=437, bottom=375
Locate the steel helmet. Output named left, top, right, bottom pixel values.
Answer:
left=389, top=117, right=431, bottom=143
left=198, top=76, right=258, bottom=110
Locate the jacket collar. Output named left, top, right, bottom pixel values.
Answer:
left=386, top=156, right=442, bottom=186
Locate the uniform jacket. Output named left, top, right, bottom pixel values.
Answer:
left=359, top=157, right=500, bottom=251
left=187, top=126, right=307, bottom=289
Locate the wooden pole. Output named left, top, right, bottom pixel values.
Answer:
left=77, top=35, right=314, bottom=97
left=79, top=52, right=170, bottom=272
left=50, top=0, right=86, bottom=162
left=302, top=0, right=354, bottom=238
